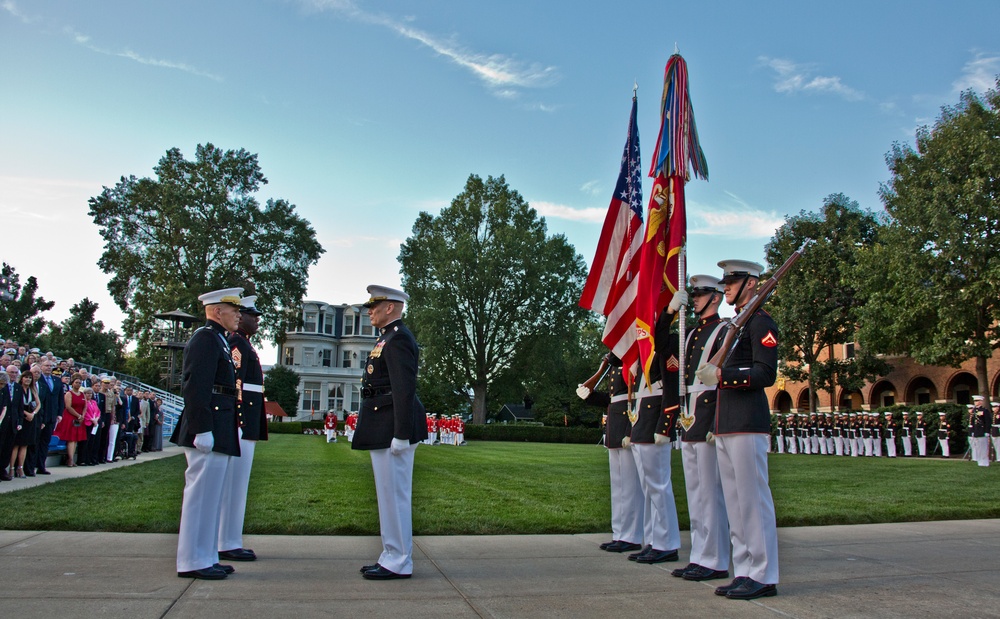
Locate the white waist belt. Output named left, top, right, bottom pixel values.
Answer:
left=610, top=394, right=630, bottom=403
left=242, top=384, right=264, bottom=393
left=687, top=384, right=715, bottom=394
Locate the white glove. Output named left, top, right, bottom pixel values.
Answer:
left=696, top=363, right=720, bottom=387
left=654, top=433, right=669, bottom=446
left=193, top=431, right=214, bottom=454
left=621, top=436, right=631, bottom=449
left=668, top=289, right=689, bottom=313
left=390, top=437, right=409, bottom=455
left=576, top=385, right=591, bottom=400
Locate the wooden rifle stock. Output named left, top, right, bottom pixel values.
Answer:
left=582, top=356, right=612, bottom=392
left=707, top=239, right=814, bottom=368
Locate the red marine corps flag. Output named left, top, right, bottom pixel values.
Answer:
left=635, top=53, right=708, bottom=385
left=579, top=92, right=644, bottom=380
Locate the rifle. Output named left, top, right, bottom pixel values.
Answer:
left=707, top=238, right=814, bottom=368
left=581, top=355, right=612, bottom=393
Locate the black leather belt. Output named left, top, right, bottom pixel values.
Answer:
left=362, top=387, right=392, bottom=398
left=212, top=385, right=239, bottom=398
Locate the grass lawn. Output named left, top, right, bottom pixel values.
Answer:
left=0, top=435, right=998, bottom=534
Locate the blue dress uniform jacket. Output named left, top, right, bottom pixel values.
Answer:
left=716, top=309, right=778, bottom=435
left=631, top=317, right=680, bottom=443
left=585, top=365, right=631, bottom=448
left=971, top=405, right=991, bottom=437
left=352, top=319, right=428, bottom=450
left=228, top=330, right=268, bottom=442
left=683, top=313, right=727, bottom=442
left=170, top=320, right=241, bottom=457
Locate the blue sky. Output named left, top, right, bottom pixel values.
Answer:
left=3, top=0, right=999, bottom=361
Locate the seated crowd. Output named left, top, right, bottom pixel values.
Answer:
left=0, top=341, right=165, bottom=482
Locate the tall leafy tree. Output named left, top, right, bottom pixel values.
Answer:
left=855, top=79, right=1000, bottom=394
left=88, top=143, right=324, bottom=347
left=0, top=262, right=54, bottom=344
left=399, top=174, right=588, bottom=424
left=38, top=298, right=125, bottom=371
left=264, top=364, right=301, bottom=419
left=766, top=194, right=889, bottom=411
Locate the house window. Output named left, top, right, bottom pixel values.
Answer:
left=303, top=382, right=322, bottom=413
left=328, top=384, right=344, bottom=411
left=323, top=313, right=333, bottom=334
left=844, top=342, right=855, bottom=359
left=360, top=314, right=375, bottom=336
left=304, top=312, right=317, bottom=332
left=303, top=347, right=315, bottom=366
left=283, top=346, right=295, bottom=366
left=350, top=384, right=361, bottom=412
left=344, top=313, right=355, bottom=336
left=321, top=349, right=332, bottom=367
left=342, top=350, right=352, bottom=368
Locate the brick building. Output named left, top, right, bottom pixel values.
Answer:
left=766, top=343, right=1000, bottom=413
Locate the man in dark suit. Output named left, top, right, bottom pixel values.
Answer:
left=171, top=287, right=243, bottom=581
left=353, top=285, right=428, bottom=580
left=696, top=259, right=779, bottom=601
left=219, top=295, right=269, bottom=563
left=32, top=359, right=63, bottom=475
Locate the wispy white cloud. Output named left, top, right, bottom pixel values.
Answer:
left=297, top=0, right=558, bottom=101
left=688, top=193, right=783, bottom=239
left=531, top=201, right=606, bottom=223
left=758, top=56, right=864, bottom=101
left=0, top=175, right=98, bottom=221
left=953, top=51, right=1000, bottom=94
left=580, top=180, right=602, bottom=196
left=1, top=0, right=37, bottom=23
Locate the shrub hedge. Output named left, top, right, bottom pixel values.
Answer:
left=465, top=423, right=602, bottom=444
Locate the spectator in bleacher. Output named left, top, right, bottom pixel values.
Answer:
left=81, top=387, right=102, bottom=465
left=32, top=359, right=62, bottom=476
left=9, top=368, right=41, bottom=478
left=0, top=372, right=14, bottom=481
left=150, top=396, right=163, bottom=451
left=104, top=378, right=122, bottom=462
left=138, top=391, right=149, bottom=452
left=53, top=373, right=88, bottom=466
left=78, top=368, right=92, bottom=388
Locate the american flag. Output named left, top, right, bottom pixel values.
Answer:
left=579, top=96, right=643, bottom=377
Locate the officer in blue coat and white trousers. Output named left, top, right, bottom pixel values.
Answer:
left=353, top=285, right=428, bottom=580
left=172, top=288, right=243, bottom=580
left=696, top=260, right=780, bottom=601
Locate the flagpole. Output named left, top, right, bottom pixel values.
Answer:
left=678, top=244, right=687, bottom=418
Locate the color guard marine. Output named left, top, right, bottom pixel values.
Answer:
left=969, top=395, right=991, bottom=467
left=901, top=413, right=913, bottom=457
left=936, top=412, right=950, bottom=458
left=991, top=402, right=1000, bottom=463
left=884, top=412, right=897, bottom=458
left=915, top=412, right=927, bottom=456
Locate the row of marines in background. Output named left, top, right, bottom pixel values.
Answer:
left=773, top=401, right=998, bottom=464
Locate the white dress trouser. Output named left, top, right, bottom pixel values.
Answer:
left=939, top=438, right=950, bottom=458
left=631, top=442, right=681, bottom=552
left=902, top=436, right=912, bottom=456
left=370, top=444, right=418, bottom=574
left=218, top=437, right=256, bottom=552
left=608, top=447, right=643, bottom=544
left=992, top=436, right=1000, bottom=462
left=177, top=449, right=233, bottom=572
left=886, top=438, right=896, bottom=458
left=681, top=441, right=730, bottom=571
left=972, top=436, right=989, bottom=466
left=106, top=424, right=120, bottom=462
left=917, top=437, right=927, bottom=456
left=715, top=434, right=779, bottom=584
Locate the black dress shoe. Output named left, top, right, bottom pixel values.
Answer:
left=683, top=565, right=730, bottom=581
left=362, top=565, right=411, bottom=580
left=628, top=545, right=652, bottom=561
left=604, top=541, right=642, bottom=553
left=219, top=548, right=257, bottom=561
left=671, top=562, right=698, bottom=578
left=360, top=563, right=381, bottom=574
left=599, top=540, right=616, bottom=550
left=178, top=566, right=228, bottom=580
left=24, top=470, right=35, bottom=477
left=0, top=471, right=11, bottom=482
left=636, top=548, right=679, bottom=564
left=726, top=578, right=777, bottom=600
left=213, top=563, right=236, bottom=574
left=715, top=576, right=750, bottom=596
left=37, top=469, right=51, bottom=475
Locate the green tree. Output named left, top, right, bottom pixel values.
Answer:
left=399, top=174, right=589, bottom=424
left=0, top=262, right=54, bottom=344
left=765, top=194, right=889, bottom=411
left=855, top=79, right=1000, bottom=395
left=38, top=298, right=125, bottom=371
left=264, top=364, right=301, bottom=419
left=88, top=143, right=324, bottom=348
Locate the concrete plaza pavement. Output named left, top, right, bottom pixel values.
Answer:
left=1, top=519, right=998, bottom=618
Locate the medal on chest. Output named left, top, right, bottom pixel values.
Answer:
left=370, top=340, right=386, bottom=358
left=679, top=409, right=695, bottom=432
